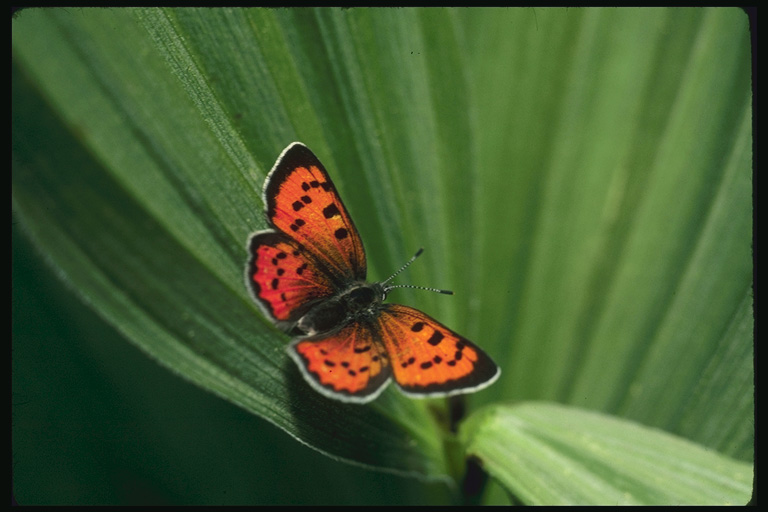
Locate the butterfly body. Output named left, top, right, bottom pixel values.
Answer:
left=294, top=281, right=384, bottom=337
left=247, top=142, right=499, bottom=403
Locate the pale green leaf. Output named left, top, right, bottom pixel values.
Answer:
left=460, top=402, right=753, bottom=505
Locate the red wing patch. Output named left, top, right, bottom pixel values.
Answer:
left=247, top=231, right=335, bottom=325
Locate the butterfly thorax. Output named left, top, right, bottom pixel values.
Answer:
left=296, top=281, right=386, bottom=337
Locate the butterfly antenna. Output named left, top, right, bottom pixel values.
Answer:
left=381, top=248, right=454, bottom=296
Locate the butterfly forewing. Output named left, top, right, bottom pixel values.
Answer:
left=376, top=305, right=500, bottom=397
left=262, top=143, right=366, bottom=285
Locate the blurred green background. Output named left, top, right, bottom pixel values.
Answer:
left=13, top=7, right=752, bottom=504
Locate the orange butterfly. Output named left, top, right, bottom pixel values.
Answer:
left=246, top=143, right=499, bottom=403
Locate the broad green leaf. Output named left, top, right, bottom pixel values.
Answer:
left=460, top=402, right=753, bottom=505
left=13, top=7, right=752, bottom=504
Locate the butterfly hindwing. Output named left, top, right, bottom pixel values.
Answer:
left=262, top=142, right=366, bottom=284
left=289, top=321, right=392, bottom=403
left=376, top=304, right=500, bottom=397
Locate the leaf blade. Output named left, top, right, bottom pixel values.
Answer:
left=460, top=402, right=753, bottom=505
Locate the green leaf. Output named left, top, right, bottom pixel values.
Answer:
left=460, top=402, right=753, bottom=505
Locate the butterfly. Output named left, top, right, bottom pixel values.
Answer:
left=246, top=142, right=500, bottom=403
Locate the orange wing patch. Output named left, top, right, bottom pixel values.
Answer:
left=263, top=143, right=366, bottom=284
left=377, top=304, right=500, bottom=397
left=289, top=321, right=392, bottom=402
